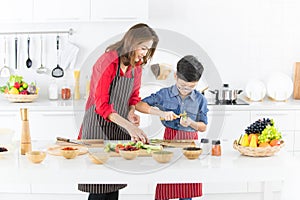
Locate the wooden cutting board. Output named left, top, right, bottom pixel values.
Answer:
left=55, top=139, right=104, bottom=147
left=47, top=145, right=88, bottom=156
left=293, top=62, right=300, bottom=99
left=151, top=139, right=196, bottom=148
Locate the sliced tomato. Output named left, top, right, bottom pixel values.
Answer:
left=115, top=144, right=125, bottom=153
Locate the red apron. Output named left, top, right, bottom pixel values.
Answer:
left=155, top=128, right=202, bottom=200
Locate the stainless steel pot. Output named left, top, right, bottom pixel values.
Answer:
left=209, top=88, right=243, bottom=102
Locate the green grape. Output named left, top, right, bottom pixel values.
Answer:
left=258, top=125, right=282, bottom=143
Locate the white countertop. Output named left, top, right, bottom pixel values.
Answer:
left=1, top=140, right=298, bottom=185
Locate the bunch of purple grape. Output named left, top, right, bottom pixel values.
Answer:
left=245, top=118, right=273, bottom=134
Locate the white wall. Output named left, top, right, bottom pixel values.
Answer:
left=1, top=0, right=300, bottom=97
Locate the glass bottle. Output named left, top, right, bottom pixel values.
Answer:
left=48, top=79, right=58, bottom=100
left=200, top=138, right=210, bottom=155
left=211, top=140, right=221, bottom=156
left=61, top=81, right=71, bottom=100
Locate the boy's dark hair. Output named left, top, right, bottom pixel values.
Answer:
left=176, top=55, right=204, bottom=82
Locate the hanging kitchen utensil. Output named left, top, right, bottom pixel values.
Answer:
left=0, top=37, right=11, bottom=78
left=51, top=35, right=64, bottom=78
left=36, top=35, right=48, bottom=74
left=15, top=37, right=18, bottom=70
left=26, top=36, right=32, bottom=68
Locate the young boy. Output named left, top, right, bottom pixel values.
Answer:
left=136, top=55, right=208, bottom=200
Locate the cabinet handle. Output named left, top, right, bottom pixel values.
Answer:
left=0, top=114, right=16, bottom=117
left=45, top=17, right=80, bottom=21
left=42, top=113, right=74, bottom=117
left=254, top=113, right=288, bottom=116
left=102, top=17, right=138, bottom=20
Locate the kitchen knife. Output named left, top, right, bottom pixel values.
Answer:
left=56, top=137, right=91, bottom=146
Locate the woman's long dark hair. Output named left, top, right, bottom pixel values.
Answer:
left=106, top=23, right=159, bottom=67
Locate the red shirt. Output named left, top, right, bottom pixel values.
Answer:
left=85, top=50, right=142, bottom=120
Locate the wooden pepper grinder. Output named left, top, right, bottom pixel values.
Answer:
left=20, top=108, right=32, bottom=155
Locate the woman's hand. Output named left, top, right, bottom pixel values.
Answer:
left=180, top=116, right=192, bottom=127
left=128, top=110, right=140, bottom=126
left=126, top=124, right=148, bottom=143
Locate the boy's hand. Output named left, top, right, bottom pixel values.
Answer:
left=160, top=111, right=178, bottom=121
left=180, top=116, right=192, bottom=127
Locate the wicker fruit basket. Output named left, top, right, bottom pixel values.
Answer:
left=233, top=140, right=284, bottom=157
left=3, top=94, right=38, bottom=103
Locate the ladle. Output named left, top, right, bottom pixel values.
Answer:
left=0, top=37, right=11, bottom=77
left=36, top=36, right=48, bottom=74
left=26, top=36, right=32, bottom=68
left=51, top=35, right=64, bottom=78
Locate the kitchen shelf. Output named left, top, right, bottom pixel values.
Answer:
left=0, top=28, right=74, bottom=36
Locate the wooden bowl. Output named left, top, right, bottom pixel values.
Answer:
left=152, top=150, right=173, bottom=163
left=182, top=147, right=202, bottom=160
left=60, top=147, right=79, bottom=159
left=88, top=152, right=110, bottom=164
left=26, top=151, right=46, bottom=164
left=119, top=149, right=139, bottom=160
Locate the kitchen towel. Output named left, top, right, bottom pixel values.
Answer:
left=60, top=41, right=79, bottom=70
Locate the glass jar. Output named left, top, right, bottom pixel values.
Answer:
left=48, top=79, right=58, bottom=100
left=211, top=140, right=221, bottom=156
left=61, top=86, right=71, bottom=100
left=200, top=138, right=210, bottom=155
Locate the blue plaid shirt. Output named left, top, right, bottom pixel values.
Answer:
left=142, top=85, right=208, bottom=132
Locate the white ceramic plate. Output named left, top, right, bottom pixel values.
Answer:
left=245, top=79, right=266, bottom=101
left=266, top=72, right=293, bottom=101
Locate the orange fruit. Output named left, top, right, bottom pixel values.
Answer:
left=259, top=142, right=271, bottom=147
left=270, top=139, right=280, bottom=147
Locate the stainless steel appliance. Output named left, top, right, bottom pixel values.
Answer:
left=207, top=98, right=249, bottom=105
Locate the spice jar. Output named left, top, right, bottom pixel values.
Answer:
left=200, top=138, right=210, bottom=155
left=61, top=86, right=71, bottom=100
left=211, top=140, right=221, bottom=156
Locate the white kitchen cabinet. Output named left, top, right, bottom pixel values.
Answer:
left=295, top=111, right=300, bottom=130
left=33, top=0, right=90, bottom=22
left=281, top=131, right=294, bottom=152
left=0, top=111, right=20, bottom=140
left=251, top=110, right=295, bottom=151
left=90, top=0, right=148, bottom=21
left=28, top=111, right=80, bottom=140
left=0, top=0, right=33, bottom=23
left=294, top=111, right=300, bottom=151
left=250, top=111, right=295, bottom=131
left=204, top=110, right=250, bottom=142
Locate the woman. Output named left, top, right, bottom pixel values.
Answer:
left=78, top=23, right=159, bottom=200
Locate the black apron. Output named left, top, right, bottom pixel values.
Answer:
left=78, top=59, right=134, bottom=194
